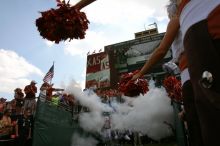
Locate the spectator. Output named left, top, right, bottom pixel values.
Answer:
left=0, top=97, right=7, bottom=118
left=1, top=109, right=13, bottom=138
left=51, top=93, right=60, bottom=106
left=39, top=82, right=50, bottom=102
left=1, top=109, right=12, bottom=128
left=10, top=99, right=17, bottom=118
left=67, top=94, right=76, bottom=106
left=24, top=80, right=37, bottom=114
left=14, top=88, right=25, bottom=109
left=16, top=108, right=33, bottom=146
left=45, top=83, right=64, bottom=101
left=60, top=93, right=69, bottom=106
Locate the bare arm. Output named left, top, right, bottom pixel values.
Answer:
left=74, top=0, right=96, bottom=10
left=54, top=88, right=64, bottom=91
left=28, top=127, right=32, bottom=139
left=132, top=17, right=180, bottom=80
left=15, top=123, right=19, bottom=137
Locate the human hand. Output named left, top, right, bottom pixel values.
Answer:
left=27, top=135, right=31, bottom=139
left=178, top=110, right=185, bottom=121
left=131, top=72, right=141, bottom=81
left=162, top=61, right=180, bottom=75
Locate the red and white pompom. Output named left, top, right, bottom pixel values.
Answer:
left=36, top=0, right=93, bottom=43
left=163, top=76, right=183, bottom=104
left=118, top=70, right=149, bottom=97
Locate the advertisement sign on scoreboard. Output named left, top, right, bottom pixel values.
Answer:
left=86, top=52, right=110, bottom=89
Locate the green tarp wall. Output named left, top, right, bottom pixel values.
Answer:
left=33, top=100, right=83, bottom=146
left=33, top=100, right=184, bottom=146
left=172, top=102, right=187, bottom=146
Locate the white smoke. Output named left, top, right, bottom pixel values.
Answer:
left=63, top=80, right=112, bottom=133
left=111, top=87, right=173, bottom=140
left=71, top=133, right=98, bottom=146
left=64, top=79, right=174, bottom=141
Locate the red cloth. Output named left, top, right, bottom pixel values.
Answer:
left=208, top=5, right=220, bottom=39
left=163, top=76, right=182, bottom=103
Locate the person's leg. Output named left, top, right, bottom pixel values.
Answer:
left=184, top=20, right=220, bottom=146
left=182, top=80, right=203, bottom=146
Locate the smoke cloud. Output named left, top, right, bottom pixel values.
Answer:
left=71, top=133, right=98, bottom=146
left=64, top=79, right=174, bottom=143
left=111, top=87, right=173, bottom=140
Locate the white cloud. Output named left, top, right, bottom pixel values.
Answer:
left=64, top=30, right=110, bottom=57
left=71, top=0, right=168, bottom=24
left=0, top=49, right=43, bottom=93
left=44, top=40, right=55, bottom=47
left=64, top=0, right=169, bottom=57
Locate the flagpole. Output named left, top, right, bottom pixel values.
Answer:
left=50, top=61, right=54, bottom=85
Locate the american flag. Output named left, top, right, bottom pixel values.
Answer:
left=43, top=64, right=54, bottom=83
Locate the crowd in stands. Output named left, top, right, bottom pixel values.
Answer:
left=0, top=80, right=39, bottom=146
left=0, top=98, right=34, bottom=146
left=0, top=80, right=75, bottom=146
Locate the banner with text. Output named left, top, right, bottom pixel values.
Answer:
left=86, top=52, right=110, bottom=89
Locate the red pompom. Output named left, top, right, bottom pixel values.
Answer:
left=163, top=76, right=183, bottom=103
left=36, top=0, right=89, bottom=43
left=118, top=70, right=149, bottom=97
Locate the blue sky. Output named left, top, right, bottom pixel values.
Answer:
left=0, top=0, right=169, bottom=100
